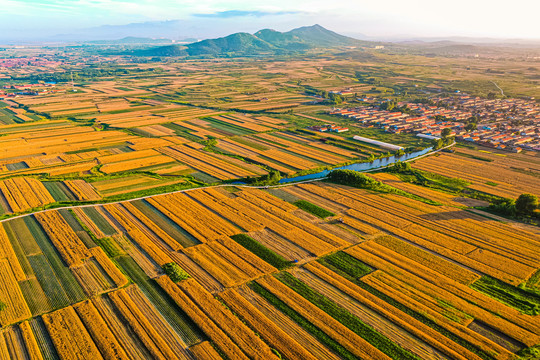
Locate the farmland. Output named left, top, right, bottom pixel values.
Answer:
left=0, top=46, right=539, bottom=360
left=0, top=179, right=538, bottom=359
left=3, top=52, right=481, bottom=219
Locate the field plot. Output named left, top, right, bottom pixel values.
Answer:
left=0, top=177, right=55, bottom=214
left=159, top=145, right=265, bottom=181
left=412, top=148, right=540, bottom=198
left=216, top=130, right=366, bottom=174
left=91, top=175, right=187, bottom=197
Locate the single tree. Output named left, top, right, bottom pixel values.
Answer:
left=465, top=122, right=477, bottom=132
left=515, top=194, right=539, bottom=215
left=441, top=128, right=452, bottom=138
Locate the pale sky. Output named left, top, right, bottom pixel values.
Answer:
left=0, top=0, right=539, bottom=41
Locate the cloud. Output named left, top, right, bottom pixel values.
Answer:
left=193, top=10, right=301, bottom=18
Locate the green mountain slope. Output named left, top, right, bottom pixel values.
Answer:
left=135, top=24, right=366, bottom=57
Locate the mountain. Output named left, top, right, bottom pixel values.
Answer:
left=136, top=24, right=366, bottom=57
left=187, top=32, right=274, bottom=56
left=285, top=24, right=359, bottom=47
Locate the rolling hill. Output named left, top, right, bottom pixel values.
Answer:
left=136, top=24, right=368, bottom=57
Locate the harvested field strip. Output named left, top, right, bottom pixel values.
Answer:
left=42, top=306, right=103, bottom=360
left=186, top=190, right=264, bottom=232
left=121, top=202, right=183, bottom=251
left=19, top=321, right=44, bottom=360
left=148, top=193, right=239, bottom=242
left=178, top=278, right=279, bottom=360
left=341, top=216, right=381, bottom=236
left=108, top=289, right=177, bottom=360
left=155, top=276, right=249, bottom=360
left=34, top=211, right=90, bottom=267
left=131, top=200, right=199, bottom=248
left=341, top=210, right=526, bottom=284
left=189, top=341, right=223, bottom=360
left=63, top=180, right=100, bottom=201
left=73, top=300, right=130, bottom=360
left=216, top=140, right=294, bottom=174
left=255, top=133, right=347, bottom=164
left=108, top=286, right=189, bottom=360
left=357, top=240, right=540, bottom=332
left=114, top=257, right=203, bottom=345
left=219, top=288, right=319, bottom=360
left=214, top=237, right=276, bottom=275
left=100, top=155, right=175, bottom=174
left=0, top=224, right=26, bottom=281
left=230, top=198, right=336, bottom=256
left=160, top=146, right=254, bottom=180
left=466, top=248, right=536, bottom=281
left=145, top=197, right=208, bottom=244
left=373, top=236, right=481, bottom=285
left=277, top=271, right=420, bottom=360
left=91, top=296, right=153, bottom=360
left=361, top=270, right=518, bottom=359
left=71, top=258, right=115, bottom=297
left=348, top=245, right=540, bottom=346
left=236, top=190, right=345, bottom=248
left=89, top=247, right=128, bottom=288
left=281, top=186, right=349, bottom=214
left=254, top=276, right=390, bottom=360
left=305, top=262, right=488, bottom=360
left=237, top=188, right=297, bottom=212
left=0, top=259, right=31, bottom=327
left=248, top=228, right=312, bottom=262
left=169, top=252, right=223, bottom=293
left=72, top=208, right=107, bottom=239
left=206, top=240, right=263, bottom=278
left=182, top=244, right=250, bottom=288
left=104, top=203, right=172, bottom=266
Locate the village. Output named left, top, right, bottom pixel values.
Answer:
left=329, top=94, right=540, bottom=152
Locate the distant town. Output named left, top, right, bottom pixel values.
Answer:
left=329, top=94, right=540, bottom=152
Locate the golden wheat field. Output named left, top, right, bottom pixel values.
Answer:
left=0, top=52, right=539, bottom=360
left=0, top=178, right=537, bottom=359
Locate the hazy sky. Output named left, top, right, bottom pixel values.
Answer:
left=1, top=0, right=539, bottom=40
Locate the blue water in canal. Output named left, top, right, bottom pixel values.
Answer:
left=279, top=147, right=433, bottom=184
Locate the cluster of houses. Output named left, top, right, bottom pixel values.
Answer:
left=329, top=94, right=540, bottom=152
left=329, top=107, right=463, bottom=138
left=431, top=95, right=538, bottom=123
left=458, top=127, right=540, bottom=152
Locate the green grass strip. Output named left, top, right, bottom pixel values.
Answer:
left=293, top=200, right=335, bottom=218
left=318, top=251, right=372, bottom=279
left=317, top=261, right=496, bottom=360
left=230, top=234, right=292, bottom=270
left=278, top=272, right=420, bottom=360
left=250, top=282, right=358, bottom=360
left=471, top=276, right=540, bottom=315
